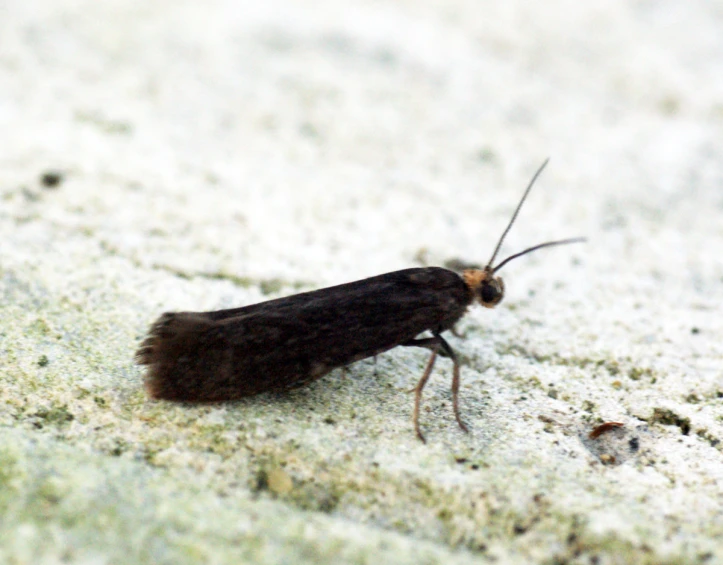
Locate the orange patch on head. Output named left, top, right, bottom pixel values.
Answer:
left=462, top=269, right=489, bottom=292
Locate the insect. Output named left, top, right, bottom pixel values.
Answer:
left=136, top=159, right=584, bottom=441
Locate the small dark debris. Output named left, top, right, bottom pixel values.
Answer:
left=40, top=171, right=64, bottom=188
left=629, top=437, right=640, bottom=452
left=254, top=470, right=269, bottom=492
left=589, top=422, right=624, bottom=439
left=110, top=443, right=125, bottom=456
left=455, top=457, right=468, bottom=464
left=37, top=355, right=49, bottom=367
left=691, top=327, right=700, bottom=335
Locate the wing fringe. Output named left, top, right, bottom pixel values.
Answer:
left=135, top=312, right=224, bottom=401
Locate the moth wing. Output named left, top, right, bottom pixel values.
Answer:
left=137, top=267, right=470, bottom=402
left=138, top=310, right=319, bottom=401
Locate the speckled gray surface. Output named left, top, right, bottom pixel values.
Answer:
left=1, top=1, right=723, bottom=564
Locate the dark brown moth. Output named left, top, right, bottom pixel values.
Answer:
left=136, top=159, right=583, bottom=441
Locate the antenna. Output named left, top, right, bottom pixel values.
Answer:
left=486, top=158, right=550, bottom=268
left=492, top=237, right=586, bottom=273
left=485, top=159, right=585, bottom=272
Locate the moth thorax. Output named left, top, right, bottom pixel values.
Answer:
left=463, top=268, right=505, bottom=309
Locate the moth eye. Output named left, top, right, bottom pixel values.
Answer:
left=481, top=283, right=499, bottom=304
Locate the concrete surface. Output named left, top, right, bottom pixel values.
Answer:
left=1, top=1, right=722, bottom=563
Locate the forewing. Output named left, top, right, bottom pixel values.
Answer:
left=138, top=267, right=471, bottom=401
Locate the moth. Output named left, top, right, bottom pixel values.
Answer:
left=136, top=159, right=583, bottom=441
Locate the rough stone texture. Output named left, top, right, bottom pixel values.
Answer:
left=1, top=1, right=722, bottom=563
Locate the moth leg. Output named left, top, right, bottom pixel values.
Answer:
left=402, top=336, right=451, bottom=357
left=432, top=332, right=469, bottom=434
left=401, top=337, right=441, bottom=393
left=402, top=334, right=469, bottom=439
left=412, top=349, right=438, bottom=443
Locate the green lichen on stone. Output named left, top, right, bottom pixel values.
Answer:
left=628, top=366, right=653, bottom=381
left=649, top=408, right=691, bottom=435
left=31, top=404, right=74, bottom=428
left=695, top=428, right=720, bottom=449
left=259, top=278, right=285, bottom=295
left=27, top=316, right=54, bottom=337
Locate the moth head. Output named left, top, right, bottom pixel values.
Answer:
left=464, top=268, right=505, bottom=308
left=461, top=161, right=585, bottom=310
